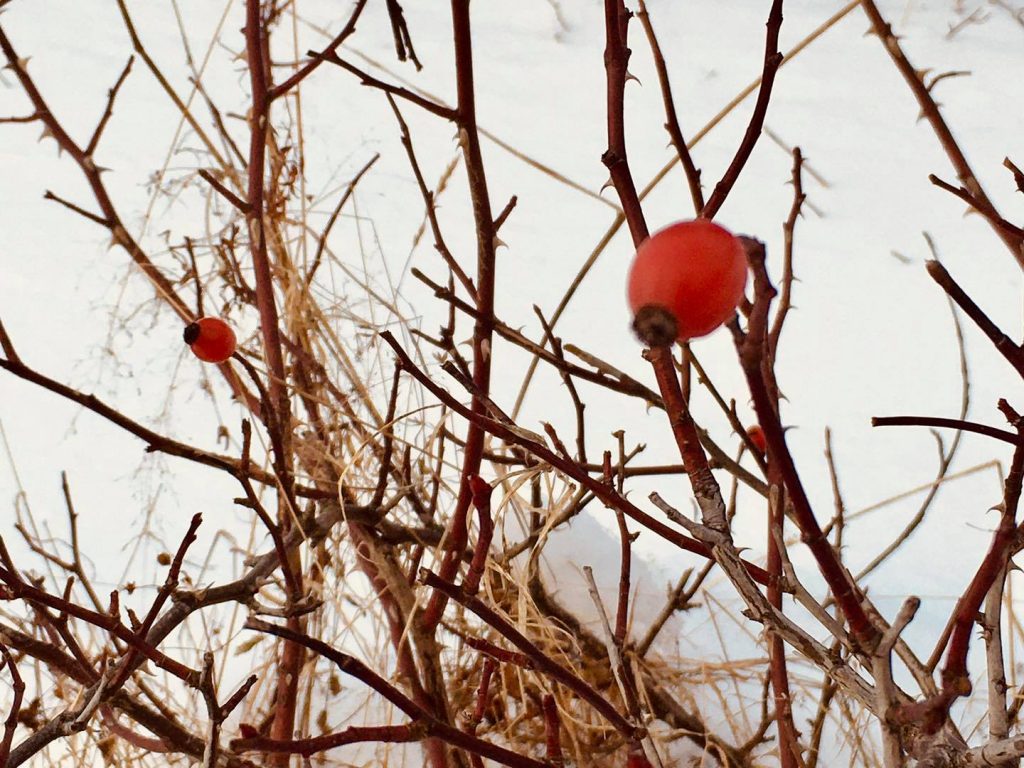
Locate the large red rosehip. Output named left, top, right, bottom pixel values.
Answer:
left=183, top=317, right=237, bottom=363
left=627, top=219, right=748, bottom=345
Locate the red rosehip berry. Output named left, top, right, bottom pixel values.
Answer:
left=747, top=424, right=767, bottom=455
left=627, top=219, right=748, bottom=345
left=183, top=317, right=237, bottom=363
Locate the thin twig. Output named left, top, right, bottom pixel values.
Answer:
left=0, top=644, right=24, bottom=766
left=85, top=56, right=135, bottom=157
left=702, top=0, right=784, bottom=218
left=197, top=169, right=251, bottom=214
left=419, top=569, right=640, bottom=738
left=306, top=152, right=380, bottom=288
left=860, top=0, right=1024, bottom=265
left=635, top=1, right=703, bottom=214
left=313, top=50, right=456, bottom=119
left=602, top=0, right=649, bottom=244
left=872, top=415, right=1016, bottom=445
left=270, top=0, right=369, bottom=99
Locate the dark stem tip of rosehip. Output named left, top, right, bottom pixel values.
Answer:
left=632, top=304, right=678, bottom=348
left=183, top=322, right=201, bottom=346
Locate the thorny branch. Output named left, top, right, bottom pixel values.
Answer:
left=4, top=3, right=1024, bottom=767
left=701, top=0, right=785, bottom=219
left=860, top=0, right=1024, bottom=266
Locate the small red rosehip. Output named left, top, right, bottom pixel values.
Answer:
left=183, top=317, right=237, bottom=363
left=747, top=424, right=767, bottom=455
left=627, top=219, right=748, bottom=345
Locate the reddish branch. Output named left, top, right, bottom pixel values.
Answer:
left=464, top=657, right=496, bottom=768
left=0, top=354, right=310, bottom=492
left=243, top=2, right=301, bottom=755
left=0, top=112, right=38, bottom=124
left=380, top=330, right=770, bottom=584
left=894, top=433, right=1024, bottom=734
left=197, top=169, right=250, bottom=214
left=872, top=415, right=1017, bottom=445
left=602, top=0, right=649, bottom=244
left=646, top=346, right=728, bottom=531
left=463, top=477, right=494, bottom=596
left=942, top=499, right=1017, bottom=694
left=434, top=0, right=501, bottom=629
left=236, top=723, right=423, bottom=757
left=635, top=1, right=704, bottom=214
left=417, top=0, right=501, bottom=635
left=929, top=174, right=1024, bottom=241
left=0, top=27, right=255, bottom=408
left=0, top=645, right=23, bottom=766
left=1005, top=157, right=1024, bottom=194
left=108, top=514, right=204, bottom=691
left=701, top=0, right=784, bottom=219
left=860, top=0, right=1024, bottom=267
left=243, top=0, right=290, bottom=442
left=542, top=694, right=566, bottom=767
left=462, top=636, right=535, bottom=670
left=236, top=619, right=547, bottom=768
left=614, top=511, right=633, bottom=645
left=925, top=260, right=1024, bottom=379
left=268, top=0, right=369, bottom=100
left=767, top=487, right=799, bottom=768
left=314, top=51, right=455, bottom=118
left=733, top=238, right=878, bottom=649
left=421, top=491, right=472, bottom=627
left=0, top=531, right=201, bottom=686
left=471, top=658, right=496, bottom=725
left=419, top=569, right=641, bottom=739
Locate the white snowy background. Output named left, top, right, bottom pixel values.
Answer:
left=1, top=0, right=1023, bottom=763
